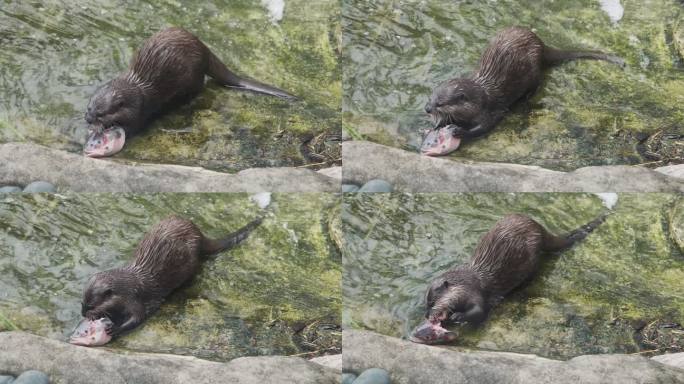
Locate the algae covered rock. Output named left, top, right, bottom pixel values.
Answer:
left=0, top=193, right=341, bottom=361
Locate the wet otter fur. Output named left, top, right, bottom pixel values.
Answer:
left=85, top=27, right=295, bottom=139
left=423, top=213, right=607, bottom=328
left=424, top=27, right=624, bottom=141
left=81, top=215, right=261, bottom=337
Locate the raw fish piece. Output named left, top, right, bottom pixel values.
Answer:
left=84, top=127, right=126, bottom=158
left=420, top=125, right=462, bottom=156
left=69, top=317, right=113, bottom=346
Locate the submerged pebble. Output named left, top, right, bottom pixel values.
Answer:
left=0, top=186, right=22, bottom=193
left=342, top=184, right=360, bottom=193
left=250, top=192, right=272, bottom=209
left=0, top=375, right=14, bottom=384
left=599, top=0, right=624, bottom=23
left=12, top=370, right=49, bottom=384
left=23, top=181, right=56, bottom=193
left=353, top=368, right=391, bottom=384
left=342, top=373, right=357, bottom=384
left=358, top=180, right=393, bottom=193
left=595, top=193, right=618, bottom=209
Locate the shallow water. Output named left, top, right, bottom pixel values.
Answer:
left=343, top=0, right=684, bottom=170
left=0, top=193, right=341, bottom=361
left=343, top=193, right=684, bottom=359
left=0, top=0, right=341, bottom=172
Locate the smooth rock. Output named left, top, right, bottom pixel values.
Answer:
left=22, top=181, right=56, bottom=193
left=343, top=329, right=684, bottom=384
left=652, top=352, right=684, bottom=370
left=656, top=164, right=684, bottom=180
left=342, top=184, right=360, bottom=193
left=13, top=371, right=49, bottom=384
left=343, top=141, right=684, bottom=192
left=317, top=166, right=342, bottom=181
left=309, top=354, right=342, bottom=372
left=0, top=186, right=22, bottom=193
left=353, top=368, right=391, bottom=384
left=0, top=332, right=338, bottom=384
left=342, top=373, right=357, bottom=384
left=358, top=180, right=393, bottom=193
left=0, top=143, right=338, bottom=192
left=0, top=375, right=14, bottom=384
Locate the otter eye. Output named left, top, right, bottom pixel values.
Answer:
left=451, top=93, right=465, bottom=103
left=104, top=289, right=113, bottom=296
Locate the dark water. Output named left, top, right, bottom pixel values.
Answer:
left=0, top=0, right=341, bottom=172
left=343, top=193, right=684, bottom=359
left=0, top=193, right=341, bottom=361
left=343, top=0, right=684, bottom=170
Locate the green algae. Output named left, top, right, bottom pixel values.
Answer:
left=0, top=0, right=341, bottom=172
left=343, top=0, right=684, bottom=171
left=343, top=193, right=684, bottom=359
left=0, top=193, right=341, bottom=361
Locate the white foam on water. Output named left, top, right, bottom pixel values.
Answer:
left=251, top=192, right=272, bottom=209
left=261, top=0, right=285, bottom=23
left=595, top=193, right=618, bottom=209
left=599, top=0, right=624, bottom=24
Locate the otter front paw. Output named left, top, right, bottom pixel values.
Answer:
left=444, top=125, right=468, bottom=137
left=105, top=321, right=116, bottom=336
left=449, top=312, right=465, bottom=323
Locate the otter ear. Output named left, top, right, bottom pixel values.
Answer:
left=441, top=280, right=450, bottom=289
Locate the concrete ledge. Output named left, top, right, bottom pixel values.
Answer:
left=343, top=329, right=684, bottom=384
left=0, top=143, right=339, bottom=192
left=343, top=141, right=684, bottom=192
left=0, top=332, right=339, bottom=384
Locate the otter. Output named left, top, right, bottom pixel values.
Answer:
left=80, top=215, right=261, bottom=339
left=410, top=213, right=606, bottom=344
left=421, top=26, right=624, bottom=156
left=84, top=27, right=296, bottom=157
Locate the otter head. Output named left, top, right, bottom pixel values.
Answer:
left=85, top=79, right=143, bottom=130
left=83, top=79, right=142, bottom=157
left=81, top=269, right=137, bottom=322
left=409, top=277, right=485, bottom=344
left=425, top=78, right=486, bottom=129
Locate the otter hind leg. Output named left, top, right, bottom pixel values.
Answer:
left=206, top=50, right=297, bottom=99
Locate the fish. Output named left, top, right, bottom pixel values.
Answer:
left=84, top=127, right=126, bottom=158
left=420, top=125, right=462, bottom=156
left=408, top=319, right=457, bottom=344
left=69, top=317, right=113, bottom=346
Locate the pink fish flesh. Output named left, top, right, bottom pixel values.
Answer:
left=420, top=126, right=462, bottom=156
left=409, top=319, right=457, bottom=344
left=84, top=127, right=126, bottom=158
left=69, top=317, right=113, bottom=346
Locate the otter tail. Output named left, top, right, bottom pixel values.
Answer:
left=543, top=212, right=609, bottom=252
left=206, top=50, right=297, bottom=100
left=543, top=46, right=625, bottom=67
left=201, top=217, right=263, bottom=256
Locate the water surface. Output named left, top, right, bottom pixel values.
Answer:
left=343, top=193, right=684, bottom=359
left=343, top=0, right=684, bottom=170
left=0, top=193, right=341, bottom=361
left=0, top=0, right=341, bottom=172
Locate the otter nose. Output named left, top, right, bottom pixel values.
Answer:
left=85, top=109, right=95, bottom=124
left=424, top=103, right=432, bottom=114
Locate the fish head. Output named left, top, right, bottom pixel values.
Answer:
left=69, top=317, right=113, bottom=346
left=84, top=126, right=126, bottom=158
left=420, top=126, right=462, bottom=156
